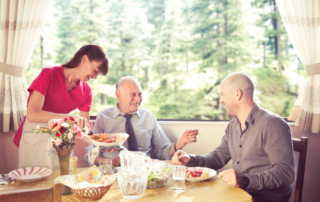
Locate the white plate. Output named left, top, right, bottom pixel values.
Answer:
left=185, top=167, right=217, bottom=183
left=9, top=167, right=52, bottom=182
left=83, top=133, right=129, bottom=147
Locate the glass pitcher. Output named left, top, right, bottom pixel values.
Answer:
left=118, top=151, right=148, bottom=200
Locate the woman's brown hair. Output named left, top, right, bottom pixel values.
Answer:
left=62, top=45, right=109, bottom=75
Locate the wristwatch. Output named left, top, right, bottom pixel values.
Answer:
left=174, top=142, right=178, bottom=152
left=241, top=175, right=250, bottom=189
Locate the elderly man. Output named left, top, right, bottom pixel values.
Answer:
left=172, top=72, right=294, bottom=202
left=84, top=76, right=198, bottom=166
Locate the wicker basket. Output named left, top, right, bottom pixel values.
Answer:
left=71, top=184, right=113, bottom=201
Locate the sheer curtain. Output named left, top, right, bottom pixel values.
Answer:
left=0, top=0, right=51, bottom=132
left=276, top=0, right=320, bottom=133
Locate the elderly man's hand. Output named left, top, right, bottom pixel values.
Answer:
left=171, top=150, right=190, bottom=165
left=177, top=128, right=199, bottom=149
left=112, top=155, right=121, bottom=167
left=100, top=146, right=120, bottom=153
left=218, top=169, right=242, bottom=188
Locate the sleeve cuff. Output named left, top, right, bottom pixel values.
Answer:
left=244, top=173, right=258, bottom=190
left=163, top=143, right=172, bottom=160
left=186, top=155, right=199, bottom=167
left=78, top=107, right=91, bottom=112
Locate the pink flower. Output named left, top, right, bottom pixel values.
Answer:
left=54, top=139, right=62, bottom=146
left=77, top=131, right=83, bottom=139
left=71, top=125, right=81, bottom=133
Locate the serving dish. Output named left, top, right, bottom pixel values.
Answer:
left=83, top=133, right=129, bottom=147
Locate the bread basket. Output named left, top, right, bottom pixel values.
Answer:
left=71, top=184, right=113, bottom=201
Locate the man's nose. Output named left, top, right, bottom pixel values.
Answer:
left=134, top=94, right=141, bottom=102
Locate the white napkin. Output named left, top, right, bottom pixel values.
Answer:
left=0, top=176, right=14, bottom=185
left=75, top=181, right=103, bottom=189
left=88, top=146, right=99, bottom=166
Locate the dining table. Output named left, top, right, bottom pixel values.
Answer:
left=1, top=164, right=252, bottom=202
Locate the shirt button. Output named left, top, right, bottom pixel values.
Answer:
left=240, top=145, right=242, bottom=148
left=237, top=161, right=240, bottom=164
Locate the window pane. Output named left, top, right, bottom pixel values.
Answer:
left=26, top=0, right=306, bottom=120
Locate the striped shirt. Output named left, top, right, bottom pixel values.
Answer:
left=84, top=104, right=172, bottom=164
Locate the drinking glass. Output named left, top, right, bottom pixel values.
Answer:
left=172, top=165, right=186, bottom=193
left=99, top=159, right=113, bottom=175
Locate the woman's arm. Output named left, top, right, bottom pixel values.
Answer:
left=79, top=111, right=89, bottom=121
left=27, top=90, right=88, bottom=128
left=80, top=111, right=90, bottom=130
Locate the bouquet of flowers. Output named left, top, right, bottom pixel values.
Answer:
left=34, top=117, right=89, bottom=147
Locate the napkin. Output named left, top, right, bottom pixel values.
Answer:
left=0, top=175, right=15, bottom=185
left=59, top=166, right=117, bottom=189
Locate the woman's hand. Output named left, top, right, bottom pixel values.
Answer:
left=72, top=115, right=89, bottom=128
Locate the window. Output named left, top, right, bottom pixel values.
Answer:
left=26, top=0, right=306, bottom=120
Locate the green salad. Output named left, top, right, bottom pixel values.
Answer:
left=147, top=167, right=172, bottom=188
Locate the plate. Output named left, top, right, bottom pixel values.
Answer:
left=185, top=167, right=217, bottom=182
left=9, top=167, right=52, bottom=182
left=83, top=133, right=129, bottom=147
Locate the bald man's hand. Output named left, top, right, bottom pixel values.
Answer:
left=171, top=150, right=190, bottom=165
left=218, top=169, right=242, bottom=188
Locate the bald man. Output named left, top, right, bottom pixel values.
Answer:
left=172, top=73, right=294, bottom=202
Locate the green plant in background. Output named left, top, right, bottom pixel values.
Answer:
left=26, top=0, right=305, bottom=120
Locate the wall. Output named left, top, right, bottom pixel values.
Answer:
left=0, top=121, right=319, bottom=202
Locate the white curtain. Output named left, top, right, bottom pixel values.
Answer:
left=276, top=0, right=320, bottom=133
left=0, top=0, right=51, bottom=132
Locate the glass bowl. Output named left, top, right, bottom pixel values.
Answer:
left=147, top=161, right=172, bottom=188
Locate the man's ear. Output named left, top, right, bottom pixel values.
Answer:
left=236, top=89, right=243, bottom=100
left=115, top=90, right=121, bottom=101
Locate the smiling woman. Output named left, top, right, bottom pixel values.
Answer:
left=63, top=45, right=109, bottom=85
left=13, top=44, right=109, bottom=170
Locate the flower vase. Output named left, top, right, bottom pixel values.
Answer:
left=54, top=143, right=75, bottom=195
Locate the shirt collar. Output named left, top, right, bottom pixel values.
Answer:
left=112, top=103, right=140, bottom=119
left=244, top=103, right=259, bottom=125
left=233, top=102, right=259, bottom=127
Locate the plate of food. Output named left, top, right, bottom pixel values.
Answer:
left=84, top=133, right=129, bottom=147
left=9, top=167, right=52, bottom=182
left=185, top=167, right=216, bottom=182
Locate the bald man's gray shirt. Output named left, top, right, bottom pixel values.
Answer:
left=187, top=104, right=294, bottom=202
left=84, top=104, right=172, bottom=164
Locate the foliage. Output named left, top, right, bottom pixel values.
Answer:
left=26, top=0, right=306, bottom=120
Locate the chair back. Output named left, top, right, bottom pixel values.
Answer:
left=292, top=137, right=308, bottom=202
